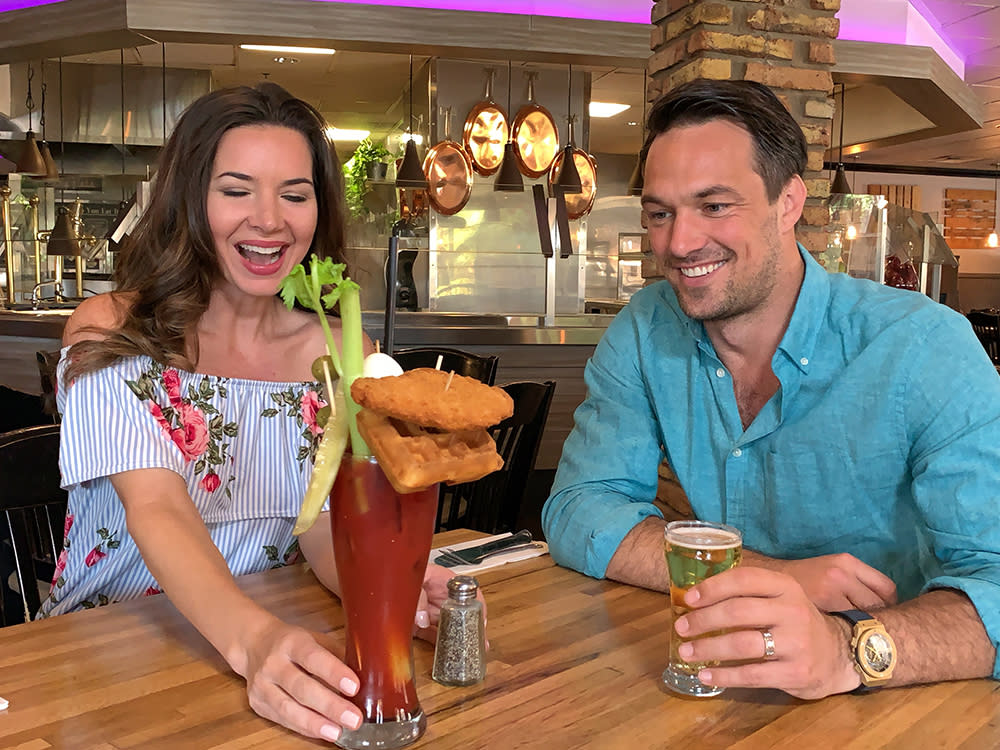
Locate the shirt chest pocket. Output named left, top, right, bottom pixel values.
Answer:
left=756, top=443, right=908, bottom=555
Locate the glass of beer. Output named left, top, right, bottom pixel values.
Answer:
left=662, top=520, right=742, bottom=698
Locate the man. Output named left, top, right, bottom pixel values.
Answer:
left=542, top=78, right=1000, bottom=698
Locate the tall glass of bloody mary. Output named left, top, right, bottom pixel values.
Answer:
left=330, top=453, right=439, bottom=749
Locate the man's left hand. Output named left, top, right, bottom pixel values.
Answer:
left=674, top=566, right=861, bottom=699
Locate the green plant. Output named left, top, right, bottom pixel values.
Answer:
left=344, top=137, right=394, bottom=219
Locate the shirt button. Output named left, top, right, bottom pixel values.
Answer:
left=800, top=357, right=809, bottom=366
left=732, top=448, right=742, bottom=457
left=716, top=367, right=726, bottom=378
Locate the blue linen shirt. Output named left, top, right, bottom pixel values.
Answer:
left=542, top=246, right=1000, bottom=677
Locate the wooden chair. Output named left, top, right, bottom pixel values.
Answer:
left=967, top=310, right=1000, bottom=364
left=0, top=424, right=67, bottom=626
left=437, top=380, right=556, bottom=534
left=393, top=346, right=499, bottom=385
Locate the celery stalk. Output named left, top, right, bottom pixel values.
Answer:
left=278, top=256, right=372, bottom=534
left=337, top=283, right=369, bottom=456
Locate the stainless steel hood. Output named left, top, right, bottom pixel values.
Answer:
left=2, top=61, right=209, bottom=146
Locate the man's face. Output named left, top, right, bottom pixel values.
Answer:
left=640, top=119, right=795, bottom=322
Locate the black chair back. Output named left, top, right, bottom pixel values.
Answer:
left=437, top=380, right=556, bottom=534
left=394, top=347, right=499, bottom=385
left=0, top=424, right=67, bottom=626
left=967, top=310, right=1000, bottom=364
left=36, top=349, right=62, bottom=421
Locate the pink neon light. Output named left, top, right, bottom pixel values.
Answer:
left=311, top=0, right=651, bottom=24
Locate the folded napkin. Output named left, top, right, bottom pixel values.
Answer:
left=430, top=532, right=549, bottom=574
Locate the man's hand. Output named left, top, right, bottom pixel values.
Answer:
left=674, top=566, right=861, bottom=699
left=743, top=550, right=897, bottom=611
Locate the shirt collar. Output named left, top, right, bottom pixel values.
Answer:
left=676, top=243, right=830, bottom=372
left=775, top=243, right=831, bottom=373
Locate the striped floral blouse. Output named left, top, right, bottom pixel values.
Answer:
left=38, top=348, right=327, bottom=617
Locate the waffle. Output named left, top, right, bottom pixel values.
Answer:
left=351, top=368, right=513, bottom=431
left=356, top=409, right=504, bottom=494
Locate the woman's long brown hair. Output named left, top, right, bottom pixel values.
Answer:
left=65, top=82, right=347, bottom=383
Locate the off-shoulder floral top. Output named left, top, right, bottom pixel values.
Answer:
left=38, top=348, right=327, bottom=617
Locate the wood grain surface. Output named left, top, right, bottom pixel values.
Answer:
left=2, top=529, right=998, bottom=749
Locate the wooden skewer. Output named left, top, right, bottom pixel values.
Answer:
left=322, top=359, right=336, bottom=412
left=435, top=354, right=444, bottom=370
left=444, top=370, right=455, bottom=392
left=375, top=339, right=381, bottom=354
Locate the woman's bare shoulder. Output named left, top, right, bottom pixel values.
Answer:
left=63, top=292, right=135, bottom=346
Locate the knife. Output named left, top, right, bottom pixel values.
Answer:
left=437, top=529, right=533, bottom=565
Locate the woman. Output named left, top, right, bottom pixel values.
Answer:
left=44, top=82, right=451, bottom=744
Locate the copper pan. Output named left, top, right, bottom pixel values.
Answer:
left=549, top=147, right=597, bottom=220
left=463, top=68, right=509, bottom=176
left=512, top=72, right=559, bottom=178
left=423, top=107, right=474, bottom=216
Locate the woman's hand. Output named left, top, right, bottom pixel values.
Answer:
left=413, top=563, right=488, bottom=644
left=240, top=615, right=363, bottom=744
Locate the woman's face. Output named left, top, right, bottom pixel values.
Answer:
left=206, top=124, right=318, bottom=298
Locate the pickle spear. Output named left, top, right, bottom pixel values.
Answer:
left=293, top=379, right=349, bottom=535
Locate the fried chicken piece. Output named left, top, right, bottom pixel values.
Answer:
left=351, top=368, right=513, bottom=431
left=356, top=410, right=503, bottom=494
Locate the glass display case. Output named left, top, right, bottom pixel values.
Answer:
left=820, top=193, right=958, bottom=301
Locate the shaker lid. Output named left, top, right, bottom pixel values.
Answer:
left=447, top=575, right=479, bottom=599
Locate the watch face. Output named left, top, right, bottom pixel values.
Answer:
left=862, top=632, right=894, bottom=673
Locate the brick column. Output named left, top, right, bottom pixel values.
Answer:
left=647, top=0, right=841, bottom=256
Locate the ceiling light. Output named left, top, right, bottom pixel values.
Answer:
left=272, top=56, right=299, bottom=64
left=239, top=44, right=336, bottom=55
left=589, top=101, right=630, bottom=118
left=326, top=127, right=370, bottom=142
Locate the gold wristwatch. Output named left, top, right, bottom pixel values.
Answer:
left=831, top=609, right=896, bottom=692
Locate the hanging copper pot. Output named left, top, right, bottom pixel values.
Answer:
left=549, top=147, right=597, bottom=220
left=423, top=106, right=474, bottom=216
left=512, top=72, right=559, bottom=178
left=463, top=68, right=508, bottom=176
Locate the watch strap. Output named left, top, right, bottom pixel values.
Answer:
left=830, top=609, right=877, bottom=694
left=830, top=608, right=871, bottom=626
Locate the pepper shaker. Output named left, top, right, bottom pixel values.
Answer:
left=432, top=575, right=486, bottom=686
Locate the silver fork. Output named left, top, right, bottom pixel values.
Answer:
left=434, top=543, right=544, bottom=567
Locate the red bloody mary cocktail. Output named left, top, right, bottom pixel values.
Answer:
left=330, top=454, right=438, bottom=732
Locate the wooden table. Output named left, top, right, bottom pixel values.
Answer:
left=2, top=529, right=998, bottom=749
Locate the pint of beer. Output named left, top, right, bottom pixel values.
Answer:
left=662, top=520, right=742, bottom=697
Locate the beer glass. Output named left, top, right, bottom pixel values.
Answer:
left=330, top=454, right=439, bottom=748
left=662, top=520, right=742, bottom=697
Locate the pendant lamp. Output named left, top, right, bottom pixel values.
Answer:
left=830, top=82, right=852, bottom=195
left=988, top=163, right=999, bottom=249
left=46, top=205, right=82, bottom=257
left=554, top=64, right=582, bottom=194
left=37, top=60, right=59, bottom=180
left=395, top=55, right=429, bottom=189
left=626, top=68, right=647, bottom=196
left=494, top=60, right=524, bottom=192
left=15, top=64, right=47, bottom=176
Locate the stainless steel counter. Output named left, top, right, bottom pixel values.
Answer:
left=0, top=309, right=614, bottom=347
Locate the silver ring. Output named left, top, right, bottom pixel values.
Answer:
left=761, top=629, right=776, bottom=660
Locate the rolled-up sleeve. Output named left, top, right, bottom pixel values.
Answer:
left=908, top=315, right=1000, bottom=678
left=542, top=305, right=666, bottom=578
